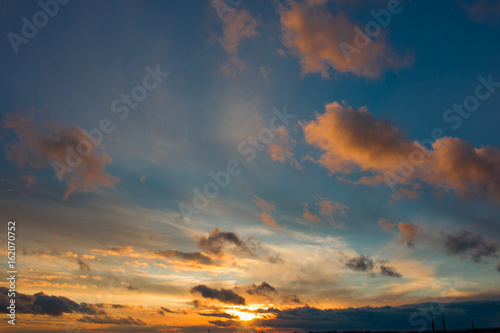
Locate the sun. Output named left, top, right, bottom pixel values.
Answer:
left=237, top=312, right=257, bottom=321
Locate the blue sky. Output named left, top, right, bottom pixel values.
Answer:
left=1, top=0, right=500, bottom=332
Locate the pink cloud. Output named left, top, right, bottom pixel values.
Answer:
left=253, top=196, right=280, bottom=231
left=2, top=111, right=118, bottom=199
left=279, top=0, right=413, bottom=78
left=302, top=101, right=500, bottom=204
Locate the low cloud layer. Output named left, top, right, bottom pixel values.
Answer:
left=0, top=287, right=103, bottom=316
left=249, top=300, right=500, bottom=331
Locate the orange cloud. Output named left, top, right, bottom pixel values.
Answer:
left=253, top=196, right=280, bottom=231
left=398, top=222, right=422, bottom=247
left=378, top=218, right=396, bottom=231
left=279, top=0, right=413, bottom=78
left=267, top=127, right=301, bottom=169
left=217, top=7, right=260, bottom=76
left=318, top=198, right=348, bottom=218
left=1, top=111, right=118, bottom=199
left=21, top=174, right=36, bottom=187
left=302, top=203, right=321, bottom=224
left=302, top=101, right=500, bottom=204
left=459, top=0, right=500, bottom=24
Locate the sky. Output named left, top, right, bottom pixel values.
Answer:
left=1, top=0, right=500, bottom=332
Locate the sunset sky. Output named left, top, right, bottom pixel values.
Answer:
left=1, top=0, right=500, bottom=332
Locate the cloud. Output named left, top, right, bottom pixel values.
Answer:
left=257, top=300, right=500, bottom=331
left=190, top=285, right=246, bottom=305
left=253, top=196, right=280, bottom=231
left=21, top=174, right=36, bottom=187
left=281, top=294, right=303, bottom=304
left=194, top=227, right=260, bottom=256
left=398, top=222, right=422, bottom=247
left=302, top=197, right=348, bottom=226
left=209, top=319, right=240, bottom=327
left=443, top=230, right=498, bottom=262
left=302, top=101, right=500, bottom=204
left=216, top=7, right=260, bottom=76
left=78, top=315, right=146, bottom=325
left=318, top=197, right=348, bottom=226
left=91, top=246, right=137, bottom=256
left=302, top=203, right=321, bottom=224
left=246, top=282, right=277, bottom=296
left=378, top=217, right=396, bottom=231
left=458, top=0, right=500, bottom=24
left=158, top=307, right=187, bottom=315
left=0, top=287, right=104, bottom=316
left=267, top=127, right=300, bottom=169
left=278, top=0, right=413, bottom=78
left=153, top=250, right=216, bottom=266
left=345, top=254, right=375, bottom=272
left=1, top=111, right=118, bottom=199
left=76, top=257, right=91, bottom=271
left=198, top=312, right=238, bottom=319
left=344, top=254, right=402, bottom=278
left=379, top=264, right=402, bottom=278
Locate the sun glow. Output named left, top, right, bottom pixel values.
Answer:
left=236, top=311, right=257, bottom=321
left=227, top=305, right=265, bottom=321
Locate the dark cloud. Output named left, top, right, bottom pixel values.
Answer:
left=0, top=287, right=103, bottom=316
left=267, top=253, right=284, bottom=264
left=444, top=230, right=498, bottom=262
left=126, top=283, right=141, bottom=292
left=78, top=315, right=146, bottom=325
left=158, top=307, right=187, bottom=316
left=258, top=300, right=500, bottom=331
left=282, top=294, right=302, bottom=304
left=246, top=282, right=277, bottom=296
left=380, top=265, right=403, bottom=278
left=77, top=257, right=91, bottom=271
left=198, top=312, right=238, bottom=319
left=153, top=250, right=216, bottom=265
left=399, top=222, right=422, bottom=247
left=194, top=227, right=259, bottom=256
left=344, top=254, right=402, bottom=278
left=345, top=254, right=375, bottom=272
left=209, top=319, right=240, bottom=327
left=190, top=285, right=246, bottom=305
